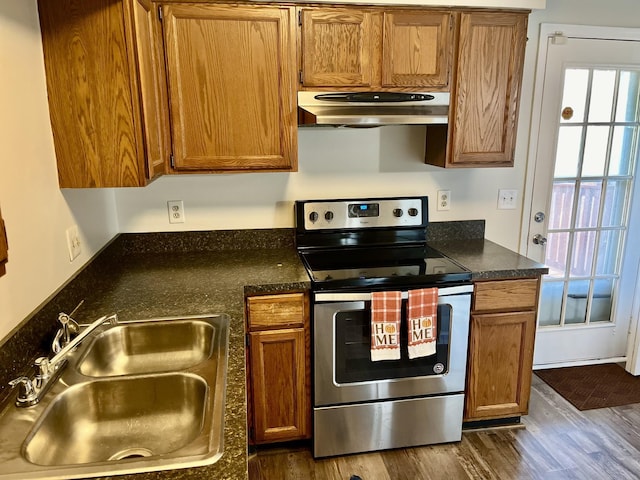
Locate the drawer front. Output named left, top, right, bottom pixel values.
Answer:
left=473, top=278, right=539, bottom=313
left=247, top=293, right=306, bottom=330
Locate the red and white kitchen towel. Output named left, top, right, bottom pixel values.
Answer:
left=407, top=288, right=438, bottom=359
left=370, top=288, right=438, bottom=361
left=370, top=291, right=402, bottom=361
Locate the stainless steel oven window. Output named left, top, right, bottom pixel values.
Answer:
left=333, top=303, right=453, bottom=383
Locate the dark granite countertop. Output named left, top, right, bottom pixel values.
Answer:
left=430, top=238, right=549, bottom=280
left=0, top=224, right=547, bottom=480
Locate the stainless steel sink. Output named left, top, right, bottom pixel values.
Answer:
left=0, top=314, right=229, bottom=480
left=76, top=319, right=215, bottom=376
left=24, top=373, right=207, bottom=466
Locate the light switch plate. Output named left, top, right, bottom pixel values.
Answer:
left=497, top=189, right=518, bottom=210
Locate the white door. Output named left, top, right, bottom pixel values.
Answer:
left=525, top=24, right=640, bottom=369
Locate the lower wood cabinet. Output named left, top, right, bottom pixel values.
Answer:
left=245, top=292, right=311, bottom=444
left=464, top=277, right=540, bottom=422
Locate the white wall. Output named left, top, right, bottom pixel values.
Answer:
left=0, top=2, right=118, bottom=343
left=116, top=126, right=523, bottom=243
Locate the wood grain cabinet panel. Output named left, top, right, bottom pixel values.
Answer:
left=249, top=328, right=309, bottom=443
left=382, top=11, right=452, bottom=88
left=299, top=7, right=452, bottom=90
left=474, top=278, right=539, bottom=313
left=37, top=0, right=169, bottom=187
left=247, top=293, right=306, bottom=330
left=0, top=207, right=7, bottom=277
left=300, top=8, right=375, bottom=87
left=451, top=11, right=527, bottom=166
left=465, top=311, right=536, bottom=420
left=246, top=293, right=311, bottom=444
left=465, top=277, right=541, bottom=422
left=162, top=4, right=298, bottom=172
left=426, top=10, right=528, bottom=168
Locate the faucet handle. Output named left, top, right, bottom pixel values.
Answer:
left=34, top=357, right=52, bottom=378
left=9, top=377, right=37, bottom=403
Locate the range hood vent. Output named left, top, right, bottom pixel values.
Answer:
left=298, top=91, right=449, bottom=127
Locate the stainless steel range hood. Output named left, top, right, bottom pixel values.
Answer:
left=298, top=91, right=449, bottom=127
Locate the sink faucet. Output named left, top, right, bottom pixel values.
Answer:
left=9, top=313, right=118, bottom=407
left=52, top=300, right=84, bottom=354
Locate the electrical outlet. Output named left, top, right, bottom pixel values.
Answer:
left=497, top=189, right=518, bottom=210
left=167, top=200, right=185, bottom=224
left=66, top=225, right=81, bottom=262
left=437, top=190, right=451, bottom=211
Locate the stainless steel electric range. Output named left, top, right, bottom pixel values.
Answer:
left=295, top=196, right=473, bottom=458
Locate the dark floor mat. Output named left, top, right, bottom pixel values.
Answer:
left=536, top=363, right=640, bottom=411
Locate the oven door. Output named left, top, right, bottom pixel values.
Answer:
left=313, top=285, right=473, bottom=407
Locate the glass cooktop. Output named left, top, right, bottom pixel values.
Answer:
left=298, top=244, right=471, bottom=291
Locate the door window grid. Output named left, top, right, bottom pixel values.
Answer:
left=540, top=67, right=640, bottom=328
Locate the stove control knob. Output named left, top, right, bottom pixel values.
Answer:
left=408, top=208, right=419, bottom=217
left=325, top=211, right=334, bottom=221
left=393, top=208, right=403, bottom=217
left=309, top=211, right=319, bottom=223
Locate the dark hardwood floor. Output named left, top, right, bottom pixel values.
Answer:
left=248, top=375, right=640, bottom=479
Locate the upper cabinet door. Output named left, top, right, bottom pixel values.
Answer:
left=163, top=4, right=298, bottom=172
left=300, top=8, right=375, bottom=88
left=449, top=11, right=527, bottom=167
left=131, top=0, right=171, bottom=179
left=38, top=0, right=166, bottom=187
left=381, top=11, right=452, bottom=88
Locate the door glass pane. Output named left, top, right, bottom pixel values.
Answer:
left=575, top=181, right=602, bottom=228
left=561, top=68, right=589, bottom=123
left=571, top=231, right=596, bottom=276
left=545, top=231, right=569, bottom=277
left=615, top=71, right=640, bottom=122
left=549, top=182, right=575, bottom=229
left=591, top=278, right=614, bottom=323
left=541, top=64, right=639, bottom=331
left=554, top=126, right=583, bottom=177
left=602, top=179, right=630, bottom=227
left=588, top=70, right=616, bottom=122
left=596, top=229, right=621, bottom=275
left=565, top=280, right=591, bottom=324
left=582, top=126, right=609, bottom=176
left=609, top=126, right=637, bottom=175
left=539, top=281, right=563, bottom=327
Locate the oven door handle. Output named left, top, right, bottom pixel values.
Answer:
left=314, top=284, right=473, bottom=303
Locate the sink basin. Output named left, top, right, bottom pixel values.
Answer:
left=24, top=373, right=207, bottom=466
left=0, top=314, right=229, bottom=480
left=76, top=319, right=215, bottom=377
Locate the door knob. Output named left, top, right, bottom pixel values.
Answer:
left=533, top=234, right=547, bottom=246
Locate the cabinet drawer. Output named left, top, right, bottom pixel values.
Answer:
left=247, top=293, right=306, bottom=330
left=473, top=279, right=538, bottom=313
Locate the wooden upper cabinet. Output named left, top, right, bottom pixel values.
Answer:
left=0, top=207, right=7, bottom=277
left=430, top=11, right=527, bottom=168
left=300, top=8, right=375, bottom=87
left=162, top=4, right=298, bottom=172
left=132, top=0, right=171, bottom=180
left=381, top=11, right=452, bottom=88
left=37, top=0, right=169, bottom=187
left=299, top=7, right=452, bottom=91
